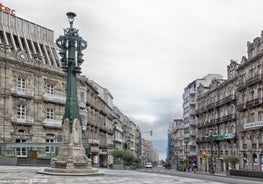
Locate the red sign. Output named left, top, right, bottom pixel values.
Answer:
left=0, top=3, right=15, bottom=15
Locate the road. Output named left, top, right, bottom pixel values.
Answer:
left=138, top=167, right=263, bottom=184
left=0, top=165, right=262, bottom=184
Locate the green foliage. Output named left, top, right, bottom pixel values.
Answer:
left=112, top=149, right=124, bottom=159
left=112, top=149, right=138, bottom=168
left=224, top=155, right=240, bottom=169
left=164, top=162, right=171, bottom=169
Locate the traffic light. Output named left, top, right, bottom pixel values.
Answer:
left=150, top=130, right=153, bottom=136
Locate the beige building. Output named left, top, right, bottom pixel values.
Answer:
left=183, top=74, right=223, bottom=161
left=0, top=9, right=142, bottom=167
left=237, top=32, right=263, bottom=171
left=195, top=61, right=238, bottom=173
left=168, top=119, right=184, bottom=169
left=195, top=31, right=263, bottom=173
left=141, top=138, right=158, bottom=165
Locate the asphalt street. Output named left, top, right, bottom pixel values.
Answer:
left=0, top=166, right=262, bottom=184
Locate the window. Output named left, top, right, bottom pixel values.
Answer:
left=258, top=111, right=263, bottom=121
left=250, top=113, right=255, bottom=122
left=17, top=105, right=26, bottom=119
left=47, top=84, right=54, bottom=94
left=46, top=139, right=55, bottom=153
left=46, top=109, right=54, bottom=120
left=251, top=91, right=255, bottom=101
left=80, top=91, right=85, bottom=102
left=17, top=77, right=26, bottom=90
left=18, top=129, right=25, bottom=134
left=15, top=139, right=27, bottom=157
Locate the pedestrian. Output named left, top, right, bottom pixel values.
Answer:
left=186, top=163, right=191, bottom=172
left=192, top=162, right=197, bottom=173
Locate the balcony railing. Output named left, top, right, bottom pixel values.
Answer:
left=11, top=87, right=34, bottom=97
left=237, top=81, right=246, bottom=91
left=43, top=93, right=66, bottom=104
left=11, top=116, right=34, bottom=126
left=43, top=119, right=62, bottom=129
left=246, top=98, right=262, bottom=109
left=246, top=74, right=263, bottom=87
left=237, top=102, right=246, bottom=111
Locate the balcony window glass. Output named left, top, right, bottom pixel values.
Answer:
left=17, top=105, right=26, bottom=119
left=46, top=109, right=54, bottom=119
left=250, top=113, right=255, bottom=122
left=17, top=77, right=26, bottom=90
left=258, top=111, right=263, bottom=121
left=47, top=85, right=54, bottom=94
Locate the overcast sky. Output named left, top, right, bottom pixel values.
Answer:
left=4, top=0, right=263, bottom=142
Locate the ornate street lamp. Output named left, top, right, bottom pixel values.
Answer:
left=56, top=12, right=87, bottom=132
left=39, top=12, right=101, bottom=175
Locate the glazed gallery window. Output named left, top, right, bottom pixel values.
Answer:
left=16, top=105, right=26, bottom=119
left=17, top=77, right=26, bottom=90
left=46, top=109, right=54, bottom=119
left=47, top=84, right=54, bottom=94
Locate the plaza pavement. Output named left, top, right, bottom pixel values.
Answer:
left=0, top=165, right=227, bottom=184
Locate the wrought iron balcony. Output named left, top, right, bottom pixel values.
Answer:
left=246, top=74, right=263, bottom=87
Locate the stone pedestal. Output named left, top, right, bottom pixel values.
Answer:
left=38, top=119, right=103, bottom=176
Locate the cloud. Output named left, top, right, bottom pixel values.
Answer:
left=6, top=0, right=263, bottom=141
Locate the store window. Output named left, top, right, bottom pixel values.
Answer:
left=15, top=139, right=27, bottom=157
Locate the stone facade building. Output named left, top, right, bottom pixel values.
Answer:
left=195, top=62, right=238, bottom=173
left=169, top=31, right=263, bottom=173
left=183, top=74, right=223, bottom=161
left=236, top=32, right=263, bottom=171
left=0, top=9, right=142, bottom=167
left=168, top=119, right=184, bottom=169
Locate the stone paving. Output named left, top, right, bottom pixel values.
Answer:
left=0, top=166, right=226, bottom=184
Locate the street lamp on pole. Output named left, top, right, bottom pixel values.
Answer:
left=209, top=128, right=214, bottom=175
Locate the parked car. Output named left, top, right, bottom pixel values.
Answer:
left=145, top=162, right=153, bottom=168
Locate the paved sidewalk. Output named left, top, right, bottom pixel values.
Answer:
left=0, top=166, right=226, bottom=184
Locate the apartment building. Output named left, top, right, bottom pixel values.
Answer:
left=195, top=31, right=263, bottom=173
left=168, top=119, right=184, bottom=169
left=183, top=74, right=223, bottom=160
left=236, top=32, right=263, bottom=171
left=0, top=9, right=142, bottom=167
left=195, top=62, right=238, bottom=173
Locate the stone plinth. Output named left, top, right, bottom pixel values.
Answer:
left=38, top=119, right=102, bottom=176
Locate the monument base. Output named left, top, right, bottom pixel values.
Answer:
left=38, top=119, right=103, bottom=176
left=37, top=167, right=104, bottom=176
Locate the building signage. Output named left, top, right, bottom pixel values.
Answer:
left=0, top=3, right=15, bottom=15
left=244, top=121, right=263, bottom=129
left=215, top=133, right=234, bottom=140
